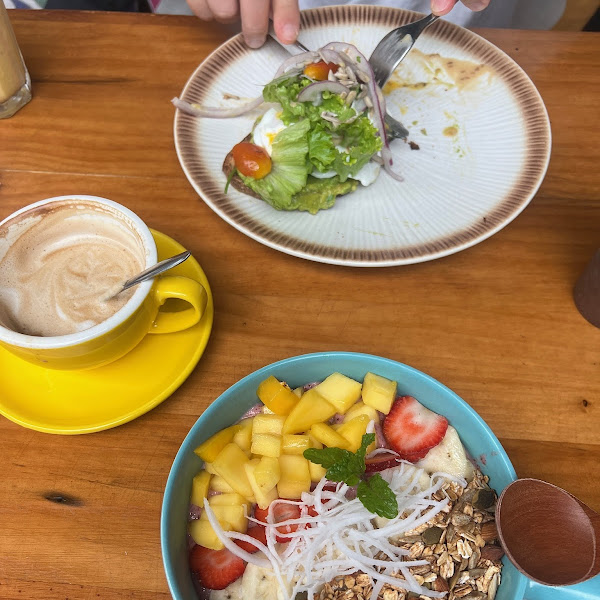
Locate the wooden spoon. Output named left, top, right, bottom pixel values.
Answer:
left=496, top=478, right=600, bottom=586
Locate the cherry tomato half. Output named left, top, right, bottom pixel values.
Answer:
left=231, top=142, right=272, bottom=179
left=303, top=61, right=339, bottom=81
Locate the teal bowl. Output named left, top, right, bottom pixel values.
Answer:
left=161, top=352, right=521, bottom=600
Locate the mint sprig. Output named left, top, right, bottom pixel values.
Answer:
left=358, top=474, right=398, bottom=519
left=303, top=433, right=399, bottom=519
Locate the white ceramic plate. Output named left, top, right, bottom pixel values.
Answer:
left=174, top=6, right=551, bottom=267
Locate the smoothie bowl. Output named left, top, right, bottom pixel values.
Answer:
left=161, top=352, right=523, bottom=600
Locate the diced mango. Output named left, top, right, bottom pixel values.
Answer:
left=308, top=434, right=323, bottom=449
left=191, top=470, right=212, bottom=508
left=194, top=424, right=241, bottom=463
left=292, top=387, right=303, bottom=398
left=212, top=443, right=254, bottom=499
left=201, top=505, right=248, bottom=533
left=244, top=459, right=279, bottom=509
left=362, top=372, right=397, bottom=415
left=189, top=519, right=233, bottom=550
left=336, top=415, right=373, bottom=453
left=309, top=461, right=327, bottom=483
left=233, top=418, right=254, bottom=453
left=204, top=461, right=217, bottom=475
left=210, top=474, right=235, bottom=493
left=251, top=433, right=282, bottom=458
left=310, top=422, right=350, bottom=449
left=344, top=401, right=379, bottom=424
left=282, top=434, right=311, bottom=455
left=257, top=376, right=299, bottom=416
left=253, top=456, right=281, bottom=491
left=277, top=454, right=311, bottom=499
left=314, top=373, right=362, bottom=414
left=282, top=388, right=337, bottom=434
left=208, top=492, right=247, bottom=506
left=252, top=414, right=286, bottom=436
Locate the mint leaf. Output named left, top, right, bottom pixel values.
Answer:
left=356, top=433, right=376, bottom=461
left=326, top=458, right=362, bottom=486
left=304, top=433, right=378, bottom=489
left=303, top=446, right=362, bottom=485
left=303, top=447, right=349, bottom=470
left=357, top=474, right=399, bottom=519
left=304, top=434, right=399, bottom=518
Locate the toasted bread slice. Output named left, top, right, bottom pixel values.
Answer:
left=223, top=134, right=362, bottom=209
left=222, top=134, right=262, bottom=199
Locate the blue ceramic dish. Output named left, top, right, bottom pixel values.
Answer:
left=161, top=352, right=598, bottom=600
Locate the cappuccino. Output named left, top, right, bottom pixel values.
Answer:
left=0, top=200, right=146, bottom=337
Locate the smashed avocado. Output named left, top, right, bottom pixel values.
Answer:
left=288, top=176, right=358, bottom=214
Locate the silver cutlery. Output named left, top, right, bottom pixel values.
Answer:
left=109, top=250, right=191, bottom=299
left=368, top=13, right=439, bottom=89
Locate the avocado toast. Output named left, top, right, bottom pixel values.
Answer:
left=174, top=43, right=403, bottom=214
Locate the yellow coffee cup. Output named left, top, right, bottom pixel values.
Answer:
left=0, top=195, right=207, bottom=370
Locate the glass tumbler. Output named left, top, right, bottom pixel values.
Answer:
left=0, top=2, right=32, bottom=119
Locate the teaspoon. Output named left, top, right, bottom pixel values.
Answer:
left=109, top=250, right=191, bottom=299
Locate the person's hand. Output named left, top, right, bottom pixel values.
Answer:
left=186, top=0, right=300, bottom=49
left=431, top=0, right=491, bottom=16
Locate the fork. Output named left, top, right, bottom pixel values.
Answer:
left=368, top=13, right=439, bottom=89
left=267, top=27, right=409, bottom=141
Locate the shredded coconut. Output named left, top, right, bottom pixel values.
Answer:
left=208, top=461, right=464, bottom=600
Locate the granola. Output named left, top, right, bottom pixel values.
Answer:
left=318, top=470, right=503, bottom=600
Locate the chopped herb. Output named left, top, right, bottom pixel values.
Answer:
left=356, top=56, right=361, bottom=63
left=224, top=168, right=236, bottom=193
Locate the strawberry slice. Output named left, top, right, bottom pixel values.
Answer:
left=189, top=544, right=246, bottom=590
left=254, top=503, right=302, bottom=543
left=365, top=451, right=403, bottom=473
left=234, top=525, right=267, bottom=553
left=382, top=396, right=448, bottom=461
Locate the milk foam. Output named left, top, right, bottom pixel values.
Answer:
left=0, top=201, right=146, bottom=337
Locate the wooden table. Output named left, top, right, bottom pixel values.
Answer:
left=1, top=10, right=599, bottom=599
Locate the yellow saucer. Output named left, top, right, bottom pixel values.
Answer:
left=0, top=230, right=214, bottom=435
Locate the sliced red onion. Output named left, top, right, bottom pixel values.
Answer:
left=297, top=80, right=349, bottom=105
left=272, top=50, right=321, bottom=78
left=323, top=42, right=403, bottom=182
left=171, top=95, right=264, bottom=119
left=273, top=49, right=346, bottom=79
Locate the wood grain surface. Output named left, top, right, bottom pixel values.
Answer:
left=1, top=10, right=599, bottom=599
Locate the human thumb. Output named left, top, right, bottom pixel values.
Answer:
left=430, top=0, right=456, bottom=15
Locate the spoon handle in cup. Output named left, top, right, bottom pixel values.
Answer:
left=120, top=251, right=191, bottom=292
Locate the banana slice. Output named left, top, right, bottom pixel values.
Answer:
left=210, top=577, right=243, bottom=600
left=416, top=426, right=475, bottom=481
left=240, top=563, right=287, bottom=600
